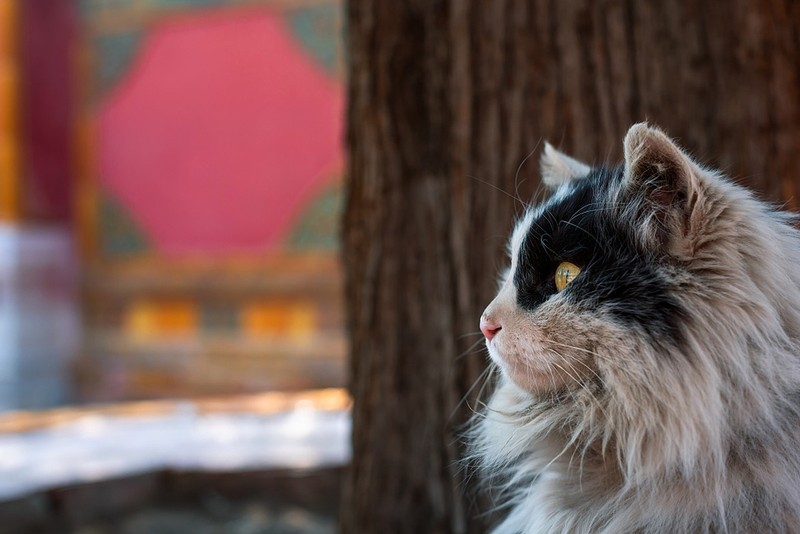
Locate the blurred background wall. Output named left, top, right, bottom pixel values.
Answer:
left=0, top=0, right=347, bottom=410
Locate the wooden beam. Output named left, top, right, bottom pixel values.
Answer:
left=0, top=0, right=18, bottom=222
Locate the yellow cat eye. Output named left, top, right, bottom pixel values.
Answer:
left=555, top=262, right=581, bottom=292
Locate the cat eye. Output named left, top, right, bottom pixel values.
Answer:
left=554, top=261, right=581, bottom=291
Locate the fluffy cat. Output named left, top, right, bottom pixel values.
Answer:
left=471, top=123, right=800, bottom=533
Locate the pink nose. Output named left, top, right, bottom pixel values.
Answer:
left=480, top=316, right=502, bottom=341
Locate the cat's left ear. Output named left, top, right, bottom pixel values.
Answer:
left=540, top=142, right=591, bottom=189
left=622, top=123, right=703, bottom=247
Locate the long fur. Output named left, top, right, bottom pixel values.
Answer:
left=469, top=124, right=800, bottom=533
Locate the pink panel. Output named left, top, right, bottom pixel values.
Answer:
left=98, top=9, right=343, bottom=254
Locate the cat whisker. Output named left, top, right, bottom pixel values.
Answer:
left=579, top=350, right=646, bottom=381
left=450, top=364, right=495, bottom=421
left=468, top=174, right=525, bottom=207
left=547, top=358, right=607, bottom=489
left=455, top=337, right=489, bottom=361
left=540, top=235, right=558, bottom=257
left=547, top=340, right=639, bottom=366
left=566, top=204, right=626, bottom=220
left=565, top=356, right=609, bottom=391
left=560, top=219, right=608, bottom=253
left=563, top=201, right=606, bottom=224
left=543, top=361, right=560, bottom=403
left=534, top=363, right=592, bottom=477
left=458, top=331, right=486, bottom=340
left=543, top=342, right=612, bottom=386
left=550, top=359, right=609, bottom=421
left=564, top=200, right=626, bottom=222
left=514, top=140, right=544, bottom=206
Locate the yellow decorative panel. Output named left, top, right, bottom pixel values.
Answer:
left=242, top=300, right=316, bottom=340
left=125, top=299, right=198, bottom=339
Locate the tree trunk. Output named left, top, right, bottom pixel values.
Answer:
left=341, top=1, right=800, bottom=532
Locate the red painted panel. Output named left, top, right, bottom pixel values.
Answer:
left=98, top=9, right=343, bottom=254
left=20, top=0, right=75, bottom=222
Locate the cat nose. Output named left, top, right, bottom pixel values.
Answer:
left=480, top=316, right=502, bottom=341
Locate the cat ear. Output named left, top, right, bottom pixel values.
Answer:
left=540, top=142, right=591, bottom=189
left=622, top=123, right=700, bottom=246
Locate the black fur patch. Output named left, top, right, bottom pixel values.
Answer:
left=514, top=166, right=683, bottom=342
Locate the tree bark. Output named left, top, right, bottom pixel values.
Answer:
left=342, top=1, right=800, bottom=532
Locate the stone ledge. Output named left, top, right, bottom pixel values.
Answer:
left=0, top=390, right=350, bottom=502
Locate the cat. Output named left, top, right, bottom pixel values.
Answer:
left=470, top=123, right=800, bottom=533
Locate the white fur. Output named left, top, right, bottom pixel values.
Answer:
left=540, top=142, right=591, bottom=189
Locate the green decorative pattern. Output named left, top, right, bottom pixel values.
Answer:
left=95, top=31, right=143, bottom=92
left=148, top=0, right=227, bottom=7
left=81, top=0, right=226, bottom=17
left=80, top=0, right=136, bottom=16
left=83, top=1, right=344, bottom=90
left=98, top=193, right=151, bottom=256
left=285, top=182, right=342, bottom=251
left=286, top=4, right=342, bottom=75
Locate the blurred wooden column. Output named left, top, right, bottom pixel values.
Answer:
left=0, top=0, right=75, bottom=223
left=0, top=0, right=79, bottom=411
left=342, top=1, right=800, bottom=532
left=0, top=0, right=18, bottom=221
left=341, top=2, right=531, bottom=532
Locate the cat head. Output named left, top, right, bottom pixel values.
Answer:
left=480, top=123, right=800, bottom=477
left=482, top=123, right=705, bottom=394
